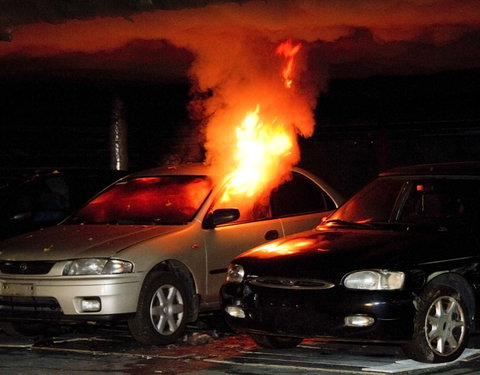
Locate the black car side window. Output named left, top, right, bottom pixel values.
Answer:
left=400, top=179, right=480, bottom=228
left=33, top=176, right=71, bottom=223
left=270, top=172, right=335, bottom=218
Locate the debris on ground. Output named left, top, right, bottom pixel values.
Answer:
left=184, top=332, right=215, bottom=346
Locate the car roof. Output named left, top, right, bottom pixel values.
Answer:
left=127, top=163, right=213, bottom=178
left=380, top=161, right=480, bottom=177
left=126, top=163, right=344, bottom=207
left=127, top=163, right=316, bottom=179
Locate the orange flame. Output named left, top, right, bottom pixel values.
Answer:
left=276, top=39, right=302, bottom=88
left=221, top=105, right=293, bottom=203
left=212, top=39, right=304, bottom=213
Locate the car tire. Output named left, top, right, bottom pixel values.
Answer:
left=128, top=271, right=188, bottom=345
left=402, top=284, right=469, bottom=363
left=250, top=334, right=303, bottom=349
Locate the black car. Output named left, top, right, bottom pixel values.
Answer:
left=0, top=168, right=128, bottom=239
left=221, top=161, right=480, bottom=363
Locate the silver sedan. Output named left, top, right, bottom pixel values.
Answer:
left=0, top=163, right=342, bottom=345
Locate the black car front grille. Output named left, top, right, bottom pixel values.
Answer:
left=0, top=261, right=55, bottom=275
left=0, top=296, right=62, bottom=318
left=249, top=277, right=335, bottom=290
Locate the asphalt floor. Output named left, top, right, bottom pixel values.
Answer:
left=0, top=315, right=480, bottom=374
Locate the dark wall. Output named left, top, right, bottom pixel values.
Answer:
left=0, top=81, right=111, bottom=168
left=299, top=69, right=480, bottom=197
left=0, top=80, right=193, bottom=171
left=1, top=68, right=479, bottom=197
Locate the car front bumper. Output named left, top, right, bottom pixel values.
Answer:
left=221, top=281, right=416, bottom=343
left=0, top=273, right=142, bottom=321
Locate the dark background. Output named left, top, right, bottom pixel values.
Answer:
left=1, top=67, right=479, bottom=198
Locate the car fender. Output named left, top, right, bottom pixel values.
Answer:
left=424, top=272, right=476, bottom=323
left=116, top=221, right=207, bottom=300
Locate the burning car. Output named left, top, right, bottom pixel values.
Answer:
left=0, top=163, right=341, bottom=344
left=221, top=161, right=480, bottom=363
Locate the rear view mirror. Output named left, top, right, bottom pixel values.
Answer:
left=416, top=184, right=434, bottom=192
left=203, top=208, right=240, bottom=229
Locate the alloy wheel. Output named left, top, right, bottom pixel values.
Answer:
left=424, top=295, right=465, bottom=356
left=150, top=283, right=185, bottom=335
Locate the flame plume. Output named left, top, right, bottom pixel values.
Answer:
left=276, top=40, right=302, bottom=89
left=210, top=38, right=310, bottom=211
left=221, top=105, right=294, bottom=203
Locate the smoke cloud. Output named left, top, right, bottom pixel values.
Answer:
left=3, top=1, right=479, bottom=75
left=1, top=0, right=480, bottom=178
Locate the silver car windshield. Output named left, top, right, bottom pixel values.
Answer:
left=66, top=175, right=212, bottom=225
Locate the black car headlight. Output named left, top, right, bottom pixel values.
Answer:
left=63, top=259, right=133, bottom=275
left=343, top=270, right=404, bottom=290
left=225, top=263, right=245, bottom=283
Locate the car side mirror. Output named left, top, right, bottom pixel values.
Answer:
left=10, top=211, right=32, bottom=221
left=203, top=208, right=240, bottom=229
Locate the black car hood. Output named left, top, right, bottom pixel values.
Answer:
left=235, top=225, right=476, bottom=281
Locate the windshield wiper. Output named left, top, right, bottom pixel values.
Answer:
left=325, top=219, right=376, bottom=228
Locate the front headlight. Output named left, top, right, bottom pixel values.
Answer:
left=343, top=270, right=404, bottom=290
left=63, top=259, right=133, bottom=275
left=225, top=263, right=244, bottom=283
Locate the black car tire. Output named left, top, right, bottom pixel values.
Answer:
left=403, top=284, right=469, bottom=363
left=128, top=271, right=188, bottom=345
left=251, top=334, right=303, bottom=349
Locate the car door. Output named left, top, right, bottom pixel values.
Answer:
left=271, top=171, right=338, bottom=235
left=202, top=199, right=284, bottom=308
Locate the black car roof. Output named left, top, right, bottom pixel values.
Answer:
left=380, top=161, right=480, bottom=177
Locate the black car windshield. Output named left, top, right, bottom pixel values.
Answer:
left=66, top=175, right=212, bottom=225
left=327, top=178, right=405, bottom=225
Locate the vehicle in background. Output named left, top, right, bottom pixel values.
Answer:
left=0, top=163, right=342, bottom=344
left=0, top=168, right=128, bottom=240
left=221, top=161, right=480, bottom=363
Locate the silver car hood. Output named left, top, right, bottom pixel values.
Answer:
left=0, top=224, right=185, bottom=261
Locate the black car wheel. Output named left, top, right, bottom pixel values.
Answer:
left=251, top=334, right=303, bottom=348
left=403, top=284, right=469, bottom=363
left=128, top=272, right=188, bottom=345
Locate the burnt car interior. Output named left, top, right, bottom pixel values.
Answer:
left=67, top=176, right=213, bottom=225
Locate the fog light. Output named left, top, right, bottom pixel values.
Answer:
left=344, top=315, right=375, bottom=327
left=225, top=306, right=245, bottom=318
left=81, top=298, right=101, bottom=312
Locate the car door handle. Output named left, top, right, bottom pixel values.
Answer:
left=264, top=230, right=279, bottom=241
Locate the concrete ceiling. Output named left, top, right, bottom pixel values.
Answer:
left=0, top=0, right=248, bottom=41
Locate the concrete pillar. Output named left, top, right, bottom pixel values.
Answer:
left=110, top=96, right=128, bottom=171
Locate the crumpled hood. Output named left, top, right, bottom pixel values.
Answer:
left=235, top=226, right=447, bottom=281
left=0, top=224, right=185, bottom=261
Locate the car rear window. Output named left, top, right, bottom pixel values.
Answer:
left=66, top=176, right=212, bottom=225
